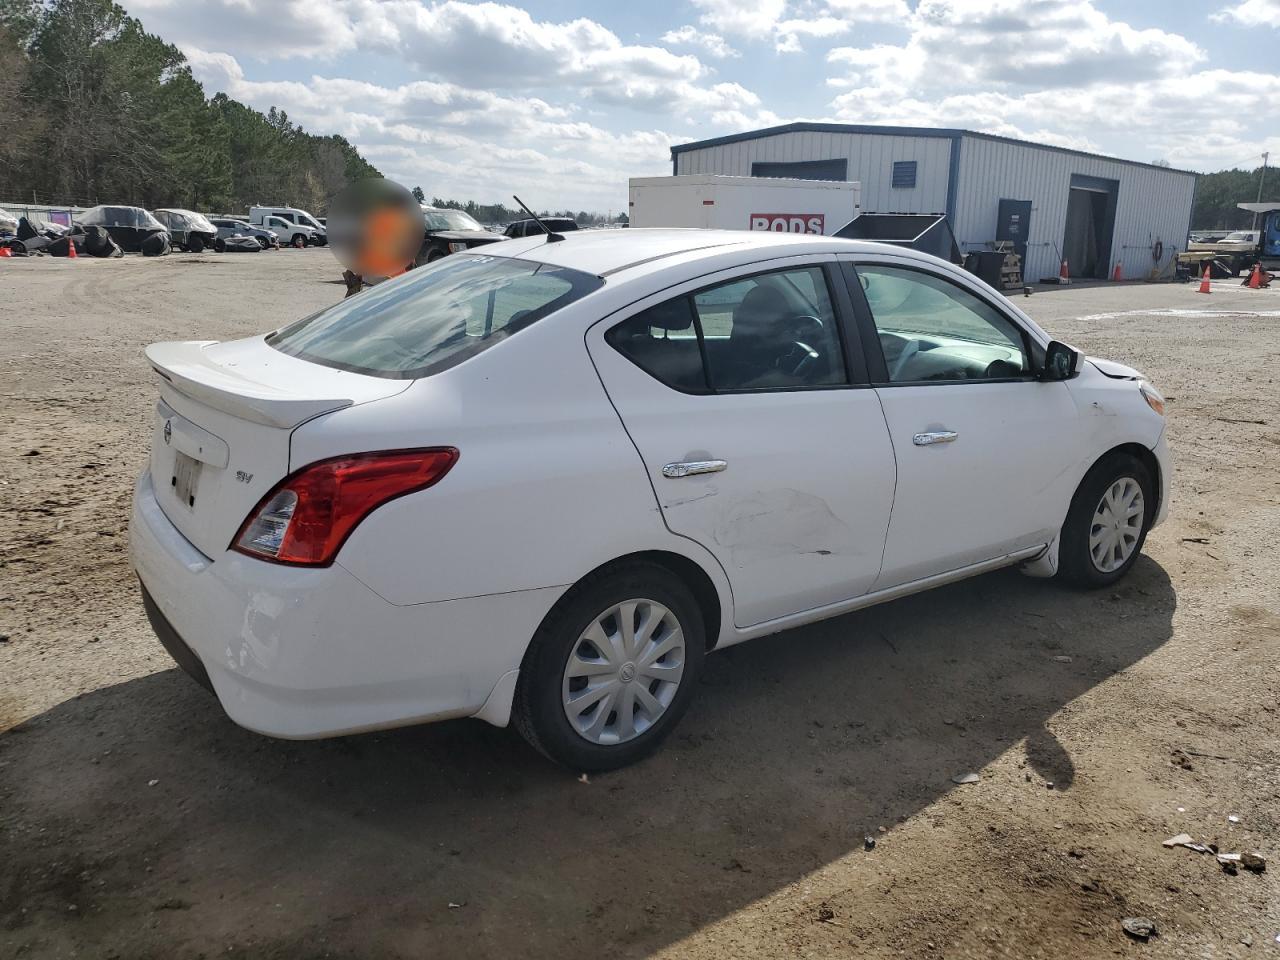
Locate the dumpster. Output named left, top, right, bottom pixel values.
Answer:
left=834, top=213, right=961, bottom=263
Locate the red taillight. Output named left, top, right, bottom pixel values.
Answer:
left=231, top=448, right=458, bottom=566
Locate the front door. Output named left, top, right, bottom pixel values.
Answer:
left=841, top=256, right=1081, bottom=588
left=588, top=257, right=897, bottom=628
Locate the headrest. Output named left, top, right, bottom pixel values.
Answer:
left=644, top=298, right=694, bottom=331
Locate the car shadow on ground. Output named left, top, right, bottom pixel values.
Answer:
left=0, top=559, right=1175, bottom=959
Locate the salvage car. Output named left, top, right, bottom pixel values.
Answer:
left=209, top=217, right=278, bottom=250
left=130, top=230, right=1170, bottom=770
left=152, top=209, right=219, bottom=253
left=417, top=205, right=506, bottom=264
left=504, top=217, right=579, bottom=238
left=76, top=205, right=167, bottom=252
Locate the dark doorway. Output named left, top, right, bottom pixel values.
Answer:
left=997, top=199, right=1032, bottom=266
left=1062, top=175, right=1118, bottom=279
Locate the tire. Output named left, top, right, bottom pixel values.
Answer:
left=426, top=248, right=446, bottom=263
left=1058, top=452, right=1155, bottom=588
left=188, top=234, right=205, bottom=254
left=513, top=562, right=706, bottom=771
left=214, top=238, right=227, bottom=253
left=292, top=234, right=306, bottom=249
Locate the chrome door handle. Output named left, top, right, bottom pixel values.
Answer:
left=913, top=431, right=958, bottom=446
left=662, top=459, right=727, bottom=479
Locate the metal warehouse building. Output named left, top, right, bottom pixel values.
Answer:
left=671, top=123, right=1197, bottom=284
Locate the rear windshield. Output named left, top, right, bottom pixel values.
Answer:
left=268, top=254, right=603, bottom=379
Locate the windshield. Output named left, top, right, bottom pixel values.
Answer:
left=1222, top=232, right=1255, bottom=242
left=268, top=254, right=603, bottom=379
left=423, top=208, right=483, bottom=232
left=79, top=205, right=164, bottom=230
left=297, top=214, right=322, bottom=229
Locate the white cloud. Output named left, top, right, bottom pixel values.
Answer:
left=125, top=0, right=358, bottom=58
left=661, top=25, right=740, bottom=58
left=690, top=0, right=789, bottom=37
left=182, top=47, right=754, bottom=211
left=1211, top=0, right=1280, bottom=27
left=817, top=0, right=1280, bottom=171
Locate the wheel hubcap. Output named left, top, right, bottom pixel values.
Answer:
left=1089, top=476, right=1144, bottom=573
left=561, top=598, right=686, bottom=746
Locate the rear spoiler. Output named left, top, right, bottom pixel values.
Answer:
left=145, top=340, right=353, bottom=429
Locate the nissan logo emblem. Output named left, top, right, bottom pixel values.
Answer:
left=163, top=419, right=172, bottom=445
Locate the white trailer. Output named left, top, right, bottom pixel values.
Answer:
left=627, top=174, right=860, bottom=236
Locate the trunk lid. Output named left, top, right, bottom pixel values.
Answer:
left=145, top=337, right=410, bottom=558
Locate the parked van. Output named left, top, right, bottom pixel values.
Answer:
left=247, top=206, right=326, bottom=247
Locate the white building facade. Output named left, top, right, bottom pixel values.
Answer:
left=671, top=123, right=1197, bottom=284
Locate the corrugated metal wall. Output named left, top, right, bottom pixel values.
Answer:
left=674, top=131, right=952, bottom=218
left=953, top=137, right=1196, bottom=283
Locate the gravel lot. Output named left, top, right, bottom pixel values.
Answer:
left=2, top=251, right=1278, bottom=959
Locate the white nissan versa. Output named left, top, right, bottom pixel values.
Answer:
left=130, top=229, right=1170, bottom=770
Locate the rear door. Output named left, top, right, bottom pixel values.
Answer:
left=839, top=254, right=1082, bottom=588
left=588, top=256, right=897, bottom=628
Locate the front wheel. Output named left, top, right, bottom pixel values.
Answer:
left=513, top=563, right=705, bottom=771
left=1058, top=452, right=1154, bottom=587
left=292, top=234, right=306, bottom=249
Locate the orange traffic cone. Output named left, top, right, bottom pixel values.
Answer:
left=1059, top=259, right=1070, bottom=284
left=0, top=246, right=11, bottom=258
left=1112, top=263, right=1122, bottom=282
left=1197, top=264, right=1211, bottom=294
left=1247, top=262, right=1263, bottom=289
left=66, top=237, right=78, bottom=259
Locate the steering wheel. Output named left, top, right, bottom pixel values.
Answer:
left=891, top=339, right=921, bottom=381
left=775, top=340, right=820, bottom=379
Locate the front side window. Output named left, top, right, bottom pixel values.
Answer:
left=269, top=255, right=602, bottom=379
left=856, top=265, right=1029, bottom=383
left=607, top=265, right=848, bottom=393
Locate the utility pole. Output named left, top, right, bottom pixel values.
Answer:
left=1252, top=151, right=1270, bottom=231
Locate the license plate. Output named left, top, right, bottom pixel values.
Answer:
left=171, top=451, right=203, bottom=510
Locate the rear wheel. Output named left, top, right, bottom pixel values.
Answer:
left=513, top=563, right=705, bottom=771
left=1058, top=452, right=1154, bottom=587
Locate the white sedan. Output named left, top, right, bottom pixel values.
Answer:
left=130, top=230, right=1170, bottom=770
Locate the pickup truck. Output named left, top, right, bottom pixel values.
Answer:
left=416, top=206, right=507, bottom=264
left=1180, top=205, right=1280, bottom=277
left=248, top=206, right=326, bottom=248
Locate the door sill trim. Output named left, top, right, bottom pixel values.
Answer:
left=728, top=545, right=1047, bottom=643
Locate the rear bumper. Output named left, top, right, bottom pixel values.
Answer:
left=128, top=471, right=558, bottom=738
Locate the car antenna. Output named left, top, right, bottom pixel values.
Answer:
left=512, top=195, right=563, bottom=243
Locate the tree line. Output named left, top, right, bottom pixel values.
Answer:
left=0, top=0, right=379, bottom=214
left=421, top=194, right=626, bottom=227
left=1191, top=164, right=1276, bottom=230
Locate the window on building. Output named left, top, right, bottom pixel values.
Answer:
left=891, top=160, right=918, bottom=189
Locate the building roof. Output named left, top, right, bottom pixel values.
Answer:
left=669, top=122, right=1199, bottom=177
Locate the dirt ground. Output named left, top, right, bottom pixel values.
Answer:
left=1, top=251, right=1278, bottom=959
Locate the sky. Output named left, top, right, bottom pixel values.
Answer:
left=121, top=0, right=1280, bottom=213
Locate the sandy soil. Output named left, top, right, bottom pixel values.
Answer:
left=1, top=252, right=1278, bottom=959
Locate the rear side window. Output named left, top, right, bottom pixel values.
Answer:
left=605, top=299, right=706, bottom=392
left=269, top=255, right=602, bottom=379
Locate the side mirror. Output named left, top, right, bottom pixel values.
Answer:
left=1041, top=340, right=1082, bottom=381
